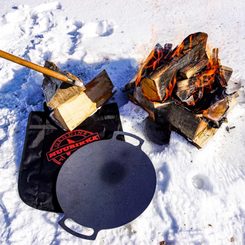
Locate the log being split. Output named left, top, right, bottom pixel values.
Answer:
left=43, top=63, right=114, bottom=131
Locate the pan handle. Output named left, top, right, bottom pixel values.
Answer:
left=58, top=216, right=99, bottom=240
left=113, top=131, right=144, bottom=148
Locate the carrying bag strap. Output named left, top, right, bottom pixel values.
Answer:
left=29, top=125, right=58, bottom=130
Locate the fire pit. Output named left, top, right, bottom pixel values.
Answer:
left=126, top=32, right=238, bottom=147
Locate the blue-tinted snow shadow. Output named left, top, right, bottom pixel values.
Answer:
left=155, top=162, right=179, bottom=244
left=0, top=56, right=136, bottom=243
left=158, top=162, right=170, bottom=194
left=0, top=56, right=137, bottom=169
left=163, top=206, right=180, bottom=244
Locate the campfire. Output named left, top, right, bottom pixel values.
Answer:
left=127, top=32, right=238, bottom=147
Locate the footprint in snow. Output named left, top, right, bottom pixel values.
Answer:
left=80, top=20, right=114, bottom=38
left=192, top=174, right=213, bottom=192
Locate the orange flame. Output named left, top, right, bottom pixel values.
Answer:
left=163, top=74, right=177, bottom=102
left=135, top=44, right=168, bottom=86
left=134, top=33, right=227, bottom=110
left=135, top=48, right=163, bottom=86
left=184, top=59, right=220, bottom=106
left=170, top=34, right=194, bottom=58
left=163, top=46, right=223, bottom=106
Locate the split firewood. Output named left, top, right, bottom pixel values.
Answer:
left=130, top=85, right=237, bottom=148
left=176, top=71, right=217, bottom=106
left=176, top=52, right=228, bottom=107
left=179, top=53, right=209, bottom=79
left=166, top=93, right=237, bottom=146
left=131, top=86, right=158, bottom=120
left=220, top=65, right=233, bottom=83
left=141, top=77, right=161, bottom=101
left=135, top=43, right=173, bottom=87
left=130, top=86, right=211, bottom=147
left=211, top=48, right=219, bottom=65
left=176, top=78, right=194, bottom=102
left=43, top=61, right=85, bottom=108
left=202, top=92, right=238, bottom=122
left=53, top=70, right=114, bottom=130
left=43, top=64, right=114, bottom=131
left=126, top=32, right=238, bottom=148
left=143, top=32, right=208, bottom=101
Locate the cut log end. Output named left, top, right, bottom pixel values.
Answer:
left=44, top=69, right=114, bottom=131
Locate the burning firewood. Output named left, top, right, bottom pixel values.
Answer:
left=131, top=86, right=238, bottom=147
left=126, top=32, right=238, bottom=147
left=136, top=32, right=208, bottom=102
left=135, top=43, right=172, bottom=87
left=220, top=65, right=233, bottom=83
left=134, top=43, right=172, bottom=101
left=202, top=93, right=237, bottom=122
left=179, top=57, right=209, bottom=79
left=175, top=48, right=228, bottom=107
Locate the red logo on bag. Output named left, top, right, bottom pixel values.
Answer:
left=47, top=130, right=100, bottom=165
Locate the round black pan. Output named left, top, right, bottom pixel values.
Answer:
left=56, top=131, right=156, bottom=240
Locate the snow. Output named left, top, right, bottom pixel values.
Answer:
left=0, top=0, right=245, bottom=244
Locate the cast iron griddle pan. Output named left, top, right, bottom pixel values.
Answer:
left=56, top=132, right=156, bottom=240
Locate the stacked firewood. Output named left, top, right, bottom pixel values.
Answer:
left=127, top=32, right=238, bottom=147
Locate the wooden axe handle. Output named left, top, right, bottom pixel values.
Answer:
left=0, top=50, right=84, bottom=88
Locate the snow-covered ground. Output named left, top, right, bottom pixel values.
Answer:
left=0, top=0, right=245, bottom=244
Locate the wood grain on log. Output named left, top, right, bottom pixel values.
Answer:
left=141, top=77, right=161, bottom=101
left=53, top=70, right=113, bottom=130
left=220, top=65, right=233, bottom=83
left=179, top=53, right=209, bottom=79
left=148, top=32, right=208, bottom=101
left=202, top=92, right=238, bottom=122
left=130, top=85, right=237, bottom=148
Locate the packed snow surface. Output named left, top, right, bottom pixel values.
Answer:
left=0, top=0, right=245, bottom=244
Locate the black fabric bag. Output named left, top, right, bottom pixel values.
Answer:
left=18, top=103, right=123, bottom=213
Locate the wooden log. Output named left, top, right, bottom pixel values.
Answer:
left=47, top=85, right=83, bottom=109
left=135, top=43, right=173, bottom=86
left=146, top=32, right=208, bottom=101
left=179, top=53, right=209, bottom=78
left=176, top=78, right=194, bottom=101
left=141, top=77, right=161, bottom=101
left=220, top=65, right=233, bottom=83
left=130, top=87, right=207, bottom=146
left=163, top=92, right=237, bottom=147
left=165, top=102, right=218, bottom=147
left=43, top=61, right=85, bottom=110
left=211, top=48, right=219, bottom=65
left=202, top=92, right=238, bottom=122
left=52, top=70, right=114, bottom=130
left=176, top=75, right=206, bottom=105
left=132, top=86, right=157, bottom=120
left=176, top=65, right=221, bottom=106
left=129, top=86, right=237, bottom=148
